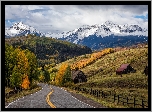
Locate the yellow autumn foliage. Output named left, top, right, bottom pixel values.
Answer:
left=55, top=63, right=68, bottom=86
left=16, top=49, right=29, bottom=75
left=71, top=48, right=114, bottom=70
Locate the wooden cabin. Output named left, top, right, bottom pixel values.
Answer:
left=71, top=70, right=87, bottom=84
left=116, top=64, right=136, bottom=77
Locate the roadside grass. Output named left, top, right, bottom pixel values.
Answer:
left=63, top=85, right=148, bottom=108
left=5, top=84, right=42, bottom=105
left=63, top=87, right=126, bottom=108
left=75, top=90, right=148, bottom=108
left=82, top=72, right=148, bottom=89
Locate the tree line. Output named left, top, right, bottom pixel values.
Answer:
left=5, top=43, right=50, bottom=90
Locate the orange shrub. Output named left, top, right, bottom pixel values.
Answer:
left=21, top=75, right=30, bottom=89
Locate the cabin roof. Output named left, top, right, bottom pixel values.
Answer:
left=116, top=64, right=130, bottom=72
left=72, top=70, right=83, bottom=80
left=120, top=64, right=130, bottom=68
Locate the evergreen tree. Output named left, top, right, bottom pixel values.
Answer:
left=43, top=70, right=50, bottom=83
left=62, top=65, right=71, bottom=85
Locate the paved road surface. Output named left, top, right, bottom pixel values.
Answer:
left=6, top=83, right=51, bottom=108
left=50, top=85, right=93, bottom=108
left=5, top=83, right=94, bottom=108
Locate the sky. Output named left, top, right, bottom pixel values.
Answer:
left=5, top=5, right=148, bottom=33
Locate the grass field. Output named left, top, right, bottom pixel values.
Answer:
left=53, top=44, right=148, bottom=108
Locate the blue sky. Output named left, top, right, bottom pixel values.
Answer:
left=135, top=14, right=148, bottom=19
left=5, top=5, right=148, bottom=33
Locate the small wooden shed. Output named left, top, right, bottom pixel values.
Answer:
left=71, top=70, right=87, bottom=84
left=116, top=64, right=136, bottom=76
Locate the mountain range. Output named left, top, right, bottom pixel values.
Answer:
left=5, top=21, right=148, bottom=50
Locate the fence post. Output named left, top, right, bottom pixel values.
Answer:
left=122, top=97, right=126, bottom=105
left=142, top=99, right=144, bottom=108
left=114, top=94, right=116, bottom=102
left=134, top=98, right=136, bottom=108
left=95, top=90, right=97, bottom=97
left=90, top=88, right=92, bottom=95
left=83, top=88, right=85, bottom=93
left=102, top=91, right=104, bottom=98
left=117, top=95, right=119, bottom=104
left=126, top=97, right=128, bottom=106
left=93, top=90, right=94, bottom=96
left=97, top=90, right=99, bottom=97
left=99, top=90, right=101, bottom=97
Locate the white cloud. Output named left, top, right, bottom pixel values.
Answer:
left=27, top=5, right=43, bottom=10
left=5, top=5, right=148, bottom=33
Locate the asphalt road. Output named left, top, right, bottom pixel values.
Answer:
left=50, top=85, right=94, bottom=108
left=5, top=83, right=51, bottom=108
left=5, top=83, right=94, bottom=108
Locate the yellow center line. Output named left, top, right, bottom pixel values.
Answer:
left=46, top=87, right=56, bottom=108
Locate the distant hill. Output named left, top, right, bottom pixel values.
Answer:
left=5, top=34, right=92, bottom=66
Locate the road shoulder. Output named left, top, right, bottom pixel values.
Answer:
left=61, top=87, right=106, bottom=108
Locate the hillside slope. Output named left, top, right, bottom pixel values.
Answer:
left=5, top=34, right=92, bottom=66
left=52, top=43, right=148, bottom=108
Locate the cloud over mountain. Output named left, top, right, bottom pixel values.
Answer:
left=5, top=5, right=148, bottom=34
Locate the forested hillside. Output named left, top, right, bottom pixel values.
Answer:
left=5, top=34, right=92, bottom=67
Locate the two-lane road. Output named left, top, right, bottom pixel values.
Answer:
left=50, top=85, right=93, bottom=108
left=5, top=83, right=94, bottom=108
left=6, top=83, right=51, bottom=108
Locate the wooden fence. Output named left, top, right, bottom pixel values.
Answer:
left=73, top=87, right=148, bottom=108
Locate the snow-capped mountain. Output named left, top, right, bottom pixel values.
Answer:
left=5, top=22, right=45, bottom=37
left=51, top=21, right=148, bottom=50
left=5, top=21, right=148, bottom=50
left=55, top=21, right=148, bottom=43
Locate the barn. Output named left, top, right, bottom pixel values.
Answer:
left=116, top=64, right=136, bottom=76
left=71, top=70, right=87, bottom=84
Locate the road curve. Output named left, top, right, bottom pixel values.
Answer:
left=6, top=83, right=51, bottom=108
left=5, top=83, right=95, bottom=108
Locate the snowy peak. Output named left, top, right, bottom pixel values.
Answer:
left=66, top=21, right=148, bottom=40
left=5, top=22, right=44, bottom=37
left=5, top=21, right=148, bottom=50
left=9, top=22, right=29, bottom=30
left=5, top=21, right=148, bottom=39
left=105, top=21, right=115, bottom=26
